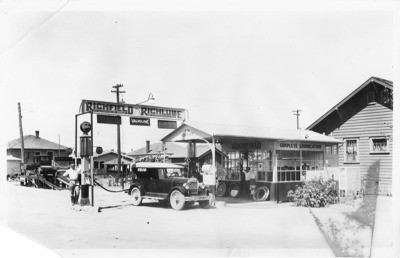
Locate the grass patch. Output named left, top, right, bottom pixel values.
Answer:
left=310, top=197, right=375, bottom=257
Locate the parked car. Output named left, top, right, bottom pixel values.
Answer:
left=128, top=162, right=213, bottom=210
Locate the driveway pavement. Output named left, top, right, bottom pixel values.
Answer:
left=4, top=183, right=335, bottom=257
left=371, top=196, right=394, bottom=258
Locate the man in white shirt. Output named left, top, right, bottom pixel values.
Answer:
left=63, top=164, right=81, bottom=205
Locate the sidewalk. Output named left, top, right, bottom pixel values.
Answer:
left=371, top=196, right=393, bottom=257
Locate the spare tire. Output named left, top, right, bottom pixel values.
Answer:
left=229, top=183, right=240, bottom=198
left=216, top=182, right=227, bottom=197
left=253, top=186, right=269, bottom=201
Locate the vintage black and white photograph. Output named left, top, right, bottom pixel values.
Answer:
left=1, top=0, right=399, bottom=257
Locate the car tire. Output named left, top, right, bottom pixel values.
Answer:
left=130, top=187, right=142, bottom=206
left=253, top=186, right=269, bottom=201
left=216, top=182, right=227, bottom=197
left=229, top=183, right=240, bottom=198
left=170, top=190, right=186, bottom=210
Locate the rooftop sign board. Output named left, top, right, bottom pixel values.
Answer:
left=81, top=100, right=186, bottom=121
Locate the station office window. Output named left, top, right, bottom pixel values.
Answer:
left=325, top=145, right=338, bottom=155
left=370, top=137, right=389, bottom=153
left=222, top=150, right=272, bottom=181
left=223, top=152, right=241, bottom=180
left=345, top=139, right=359, bottom=163
left=277, top=150, right=301, bottom=182
left=248, top=150, right=272, bottom=182
left=302, top=151, right=324, bottom=171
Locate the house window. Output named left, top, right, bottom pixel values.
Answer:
left=35, top=151, right=41, bottom=156
left=345, top=139, right=359, bottom=163
left=370, top=138, right=389, bottom=153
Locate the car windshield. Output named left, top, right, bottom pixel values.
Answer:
left=166, top=168, right=184, bottom=178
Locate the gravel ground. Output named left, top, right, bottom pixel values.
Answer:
left=2, top=182, right=335, bottom=257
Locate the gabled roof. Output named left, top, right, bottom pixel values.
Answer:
left=127, top=142, right=222, bottom=159
left=126, top=142, right=187, bottom=158
left=104, top=156, right=135, bottom=165
left=93, top=150, right=134, bottom=161
left=162, top=121, right=342, bottom=144
left=307, top=76, right=393, bottom=130
left=7, top=135, right=69, bottom=150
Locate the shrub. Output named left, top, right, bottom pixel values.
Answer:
left=287, top=177, right=339, bottom=207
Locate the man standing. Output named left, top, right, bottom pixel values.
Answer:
left=201, top=159, right=216, bottom=205
left=63, top=164, right=81, bottom=205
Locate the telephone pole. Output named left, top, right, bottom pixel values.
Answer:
left=18, top=102, right=25, bottom=164
left=292, top=109, right=302, bottom=129
left=111, top=84, right=125, bottom=190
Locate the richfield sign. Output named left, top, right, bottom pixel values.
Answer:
left=81, top=100, right=186, bottom=121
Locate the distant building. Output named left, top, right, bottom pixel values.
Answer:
left=92, top=150, right=134, bottom=174
left=7, top=155, right=22, bottom=177
left=307, top=77, right=393, bottom=195
left=127, top=141, right=225, bottom=176
left=7, top=130, right=71, bottom=166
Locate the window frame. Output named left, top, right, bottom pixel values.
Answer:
left=369, top=137, right=390, bottom=154
left=344, top=138, right=359, bottom=163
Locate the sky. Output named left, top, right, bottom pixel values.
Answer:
left=1, top=0, right=399, bottom=154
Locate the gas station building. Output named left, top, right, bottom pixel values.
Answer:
left=161, top=122, right=342, bottom=202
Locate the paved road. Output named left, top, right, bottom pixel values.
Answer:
left=5, top=183, right=334, bottom=257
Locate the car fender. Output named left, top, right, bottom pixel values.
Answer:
left=168, top=186, right=186, bottom=198
left=129, top=183, right=145, bottom=196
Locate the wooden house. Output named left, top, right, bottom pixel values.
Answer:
left=307, top=77, right=393, bottom=195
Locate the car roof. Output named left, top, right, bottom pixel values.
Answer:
left=132, top=162, right=184, bottom=169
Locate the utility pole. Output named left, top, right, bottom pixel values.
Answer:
left=292, top=109, right=302, bottom=129
left=111, top=84, right=125, bottom=190
left=18, top=102, right=25, bottom=165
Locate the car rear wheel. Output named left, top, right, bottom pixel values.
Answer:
left=229, top=183, right=240, bottom=198
left=130, top=187, right=142, bottom=206
left=170, top=190, right=186, bottom=210
left=216, top=182, right=227, bottom=197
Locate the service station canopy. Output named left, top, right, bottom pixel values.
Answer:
left=80, top=99, right=187, bottom=121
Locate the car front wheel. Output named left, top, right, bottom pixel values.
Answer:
left=170, top=190, right=186, bottom=210
left=131, top=187, right=142, bottom=206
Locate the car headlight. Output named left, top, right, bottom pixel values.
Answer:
left=183, top=183, right=189, bottom=190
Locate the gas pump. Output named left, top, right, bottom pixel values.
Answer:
left=79, top=121, right=93, bottom=206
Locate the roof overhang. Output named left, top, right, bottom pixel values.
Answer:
left=307, top=77, right=393, bottom=130
left=161, top=122, right=342, bottom=144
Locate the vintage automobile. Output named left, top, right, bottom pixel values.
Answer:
left=128, top=162, right=213, bottom=210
